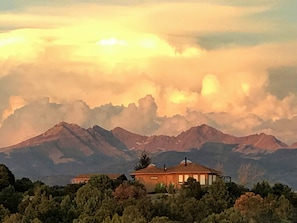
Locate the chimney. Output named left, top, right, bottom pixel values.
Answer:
left=163, top=164, right=166, bottom=171
left=185, top=157, right=187, bottom=166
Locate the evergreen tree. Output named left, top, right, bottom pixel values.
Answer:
left=75, top=184, right=102, bottom=215
left=181, top=177, right=204, bottom=199
left=121, top=205, right=147, bottom=223
left=149, top=216, right=175, bottom=223
left=0, top=186, right=22, bottom=213
left=2, top=213, right=23, bottom=223
left=0, top=204, right=10, bottom=222
left=135, top=151, right=151, bottom=170
left=252, top=181, right=273, bottom=197
left=14, top=178, right=34, bottom=193
left=0, top=164, right=15, bottom=190
left=201, top=207, right=248, bottom=223
left=201, top=179, right=231, bottom=215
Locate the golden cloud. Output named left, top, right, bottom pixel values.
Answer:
left=0, top=1, right=297, bottom=146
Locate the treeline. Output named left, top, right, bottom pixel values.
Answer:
left=0, top=163, right=297, bottom=223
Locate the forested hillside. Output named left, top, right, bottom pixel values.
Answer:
left=0, top=164, right=297, bottom=223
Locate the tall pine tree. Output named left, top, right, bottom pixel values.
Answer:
left=135, top=151, right=151, bottom=170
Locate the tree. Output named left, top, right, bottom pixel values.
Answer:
left=234, top=192, right=264, bottom=221
left=237, top=163, right=265, bottom=187
left=88, top=174, right=114, bottom=195
left=0, top=204, right=10, bottom=222
left=226, top=182, right=248, bottom=204
left=201, top=208, right=248, bottom=223
left=201, top=179, right=231, bottom=215
left=102, top=213, right=121, bottom=223
left=60, top=195, right=78, bottom=223
left=181, top=177, right=204, bottom=199
left=149, top=216, right=175, bottom=223
left=135, top=151, right=151, bottom=170
left=113, top=182, right=146, bottom=201
left=0, top=186, right=22, bottom=213
left=154, top=183, right=167, bottom=194
left=18, top=185, right=62, bottom=223
left=14, top=178, right=34, bottom=193
left=75, top=184, right=102, bottom=215
left=121, top=205, right=147, bottom=223
left=272, top=182, right=293, bottom=198
left=2, top=213, right=23, bottom=223
left=251, top=181, right=273, bottom=198
left=0, top=164, right=15, bottom=190
left=234, top=191, right=293, bottom=222
left=94, top=197, right=118, bottom=223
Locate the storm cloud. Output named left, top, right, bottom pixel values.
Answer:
left=1, top=0, right=297, bottom=147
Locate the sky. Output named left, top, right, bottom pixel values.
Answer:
left=1, top=0, right=297, bottom=147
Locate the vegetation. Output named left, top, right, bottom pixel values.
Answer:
left=0, top=163, right=297, bottom=222
left=135, top=151, right=152, bottom=171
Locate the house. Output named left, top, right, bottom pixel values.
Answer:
left=71, top=173, right=127, bottom=184
left=130, top=158, right=221, bottom=192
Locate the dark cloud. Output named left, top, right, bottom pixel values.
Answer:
left=255, top=116, right=297, bottom=145
left=197, top=32, right=269, bottom=50
left=0, top=1, right=15, bottom=11
left=256, top=0, right=297, bottom=24
left=1, top=0, right=297, bottom=148
left=268, top=66, right=297, bottom=99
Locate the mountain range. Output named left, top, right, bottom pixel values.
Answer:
left=1, top=121, right=297, bottom=189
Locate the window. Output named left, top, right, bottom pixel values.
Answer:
left=200, top=174, right=206, bottom=185
left=213, top=175, right=216, bottom=182
left=193, top=174, right=198, bottom=181
left=150, top=176, right=158, bottom=180
left=179, top=175, right=183, bottom=183
left=184, top=174, right=189, bottom=182
left=209, top=175, right=212, bottom=185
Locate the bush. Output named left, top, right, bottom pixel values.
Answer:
left=155, top=183, right=167, bottom=194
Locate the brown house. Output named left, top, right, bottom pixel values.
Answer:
left=71, top=173, right=127, bottom=184
left=130, top=158, right=221, bottom=192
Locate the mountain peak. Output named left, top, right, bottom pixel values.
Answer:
left=111, top=127, right=148, bottom=149
left=1, top=122, right=290, bottom=155
left=44, top=121, right=78, bottom=135
left=197, top=124, right=223, bottom=134
left=2, top=122, right=84, bottom=150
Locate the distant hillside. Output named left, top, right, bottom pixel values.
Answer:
left=152, top=142, right=297, bottom=189
left=112, top=124, right=288, bottom=153
left=0, top=121, right=297, bottom=188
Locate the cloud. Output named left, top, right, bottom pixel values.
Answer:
left=268, top=67, right=297, bottom=99
left=0, top=1, right=297, bottom=147
left=1, top=96, right=26, bottom=123
left=110, top=95, right=159, bottom=135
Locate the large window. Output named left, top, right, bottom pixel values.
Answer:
left=200, top=174, right=206, bottom=185
left=179, top=175, right=183, bottom=183
left=184, top=174, right=189, bottom=182
left=209, top=175, right=212, bottom=185
left=193, top=174, right=198, bottom=181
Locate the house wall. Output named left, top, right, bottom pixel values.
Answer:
left=71, top=177, right=89, bottom=184
left=168, top=173, right=211, bottom=187
left=136, top=174, right=168, bottom=192
left=134, top=172, right=218, bottom=192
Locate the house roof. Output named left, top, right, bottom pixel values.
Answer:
left=166, top=162, right=221, bottom=174
left=131, top=160, right=221, bottom=176
left=132, top=164, right=165, bottom=174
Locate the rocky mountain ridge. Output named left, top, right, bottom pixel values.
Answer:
left=112, top=123, right=289, bottom=153
left=2, top=122, right=291, bottom=156
left=0, top=121, right=297, bottom=187
left=1, top=122, right=133, bottom=161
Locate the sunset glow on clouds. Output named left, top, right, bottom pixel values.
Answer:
left=1, top=0, right=297, bottom=147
